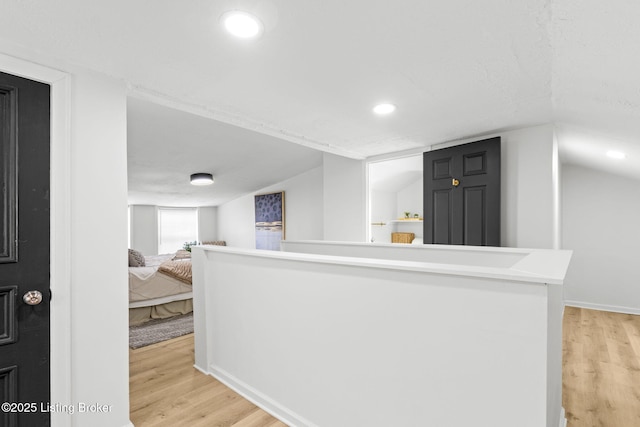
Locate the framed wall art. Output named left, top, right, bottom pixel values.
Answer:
left=255, top=191, right=285, bottom=250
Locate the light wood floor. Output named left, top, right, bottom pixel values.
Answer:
left=563, top=306, right=640, bottom=427
left=129, top=334, right=287, bottom=427
left=131, top=307, right=640, bottom=427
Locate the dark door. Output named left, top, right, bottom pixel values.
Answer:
left=0, top=71, right=51, bottom=427
left=423, top=137, right=500, bottom=246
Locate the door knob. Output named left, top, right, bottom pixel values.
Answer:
left=23, top=290, right=43, bottom=306
left=452, top=178, right=460, bottom=187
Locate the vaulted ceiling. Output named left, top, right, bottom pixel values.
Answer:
left=1, top=0, right=639, bottom=205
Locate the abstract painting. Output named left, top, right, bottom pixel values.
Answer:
left=255, top=191, right=285, bottom=250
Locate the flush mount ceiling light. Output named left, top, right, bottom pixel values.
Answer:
left=221, top=10, right=264, bottom=39
left=606, top=150, right=626, bottom=160
left=373, top=103, right=396, bottom=115
left=190, top=173, right=214, bottom=186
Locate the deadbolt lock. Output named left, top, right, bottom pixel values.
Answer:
left=452, top=178, right=460, bottom=187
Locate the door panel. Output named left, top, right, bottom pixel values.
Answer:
left=0, top=286, right=18, bottom=345
left=0, top=85, right=18, bottom=263
left=0, top=365, right=18, bottom=404
left=424, top=137, right=500, bottom=246
left=463, top=152, right=487, bottom=175
left=433, top=157, right=453, bottom=179
left=0, top=71, right=51, bottom=427
left=432, top=190, right=452, bottom=244
left=463, top=186, right=486, bottom=245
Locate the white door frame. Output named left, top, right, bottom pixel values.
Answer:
left=0, top=52, right=72, bottom=427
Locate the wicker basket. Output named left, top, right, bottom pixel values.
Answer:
left=391, top=232, right=415, bottom=244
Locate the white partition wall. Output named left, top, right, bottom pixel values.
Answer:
left=193, top=242, right=571, bottom=427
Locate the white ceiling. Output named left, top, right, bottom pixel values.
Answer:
left=1, top=0, right=639, bottom=205
left=127, top=97, right=323, bottom=206
left=557, top=125, right=640, bottom=180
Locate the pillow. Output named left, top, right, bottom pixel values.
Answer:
left=172, top=249, right=191, bottom=260
left=202, top=241, right=226, bottom=246
left=128, top=249, right=146, bottom=267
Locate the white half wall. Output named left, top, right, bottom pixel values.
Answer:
left=217, top=166, right=324, bottom=248
left=562, top=163, right=640, bottom=313
left=194, top=243, right=572, bottom=427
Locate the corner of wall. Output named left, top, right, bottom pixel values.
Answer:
left=322, top=153, right=366, bottom=242
left=500, top=125, right=556, bottom=249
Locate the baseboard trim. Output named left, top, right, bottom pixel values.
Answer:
left=565, top=300, right=640, bottom=315
left=559, top=407, right=567, bottom=427
left=207, top=364, right=317, bottom=427
left=192, top=363, right=208, bottom=375
left=203, top=364, right=566, bottom=427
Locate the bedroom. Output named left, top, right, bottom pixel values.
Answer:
left=0, top=1, right=639, bottom=426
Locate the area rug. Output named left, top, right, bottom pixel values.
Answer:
left=129, top=312, right=193, bottom=349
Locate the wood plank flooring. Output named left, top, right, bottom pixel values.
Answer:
left=129, top=334, right=287, bottom=427
left=563, top=306, right=640, bottom=427
left=131, top=307, right=640, bottom=427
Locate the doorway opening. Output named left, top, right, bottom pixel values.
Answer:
left=367, top=154, right=423, bottom=244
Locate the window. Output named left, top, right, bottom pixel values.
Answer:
left=158, top=208, right=198, bottom=254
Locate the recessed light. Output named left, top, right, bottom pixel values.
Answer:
left=221, top=11, right=263, bottom=39
left=373, top=103, right=396, bottom=115
left=606, top=150, right=626, bottom=160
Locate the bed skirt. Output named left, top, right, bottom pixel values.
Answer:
left=129, top=299, right=193, bottom=326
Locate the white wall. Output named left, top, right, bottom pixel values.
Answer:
left=552, top=131, right=561, bottom=250
left=370, top=190, right=396, bottom=243
left=323, top=153, right=366, bottom=241
left=562, top=164, right=640, bottom=313
left=217, top=166, right=324, bottom=248
left=129, top=205, right=157, bottom=255
left=370, top=190, right=396, bottom=224
left=394, top=178, right=424, bottom=241
left=216, top=195, right=255, bottom=249
left=198, top=206, right=218, bottom=242
left=396, top=178, right=423, bottom=219
left=69, top=69, right=130, bottom=427
left=500, top=125, right=557, bottom=248
left=129, top=205, right=219, bottom=254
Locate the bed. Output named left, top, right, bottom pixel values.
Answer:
left=128, top=252, right=193, bottom=325
left=128, top=242, right=226, bottom=325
